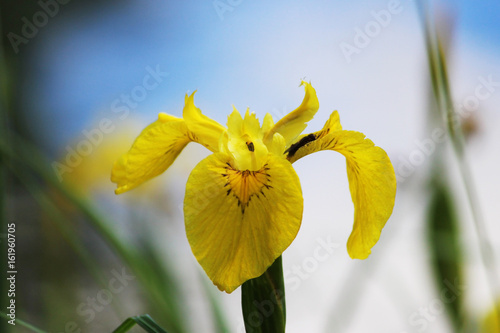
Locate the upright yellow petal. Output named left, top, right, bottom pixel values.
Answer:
left=183, top=92, right=226, bottom=152
left=287, top=111, right=396, bottom=259
left=264, top=81, right=320, bottom=146
left=226, top=108, right=269, bottom=171
left=261, top=113, right=275, bottom=135
left=184, top=153, right=303, bottom=293
left=319, top=109, right=342, bottom=133
left=111, top=113, right=191, bottom=194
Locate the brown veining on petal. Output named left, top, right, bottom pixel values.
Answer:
left=222, top=163, right=273, bottom=214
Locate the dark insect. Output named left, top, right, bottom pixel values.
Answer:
left=246, top=141, right=255, bottom=152
left=285, top=133, right=316, bottom=158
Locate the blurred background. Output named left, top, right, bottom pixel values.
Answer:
left=1, top=0, right=500, bottom=332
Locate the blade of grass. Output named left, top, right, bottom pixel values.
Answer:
left=113, top=314, right=168, bottom=333
left=427, top=177, right=464, bottom=331
left=4, top=155, right=128, bottom=321
left=0, top=10, right=188, bottom=333
left=0, top=25, right=129, bottom=329
left=416, top=0, right=500, bottom=321
left=135, top=214, right=230, bottom=333
left=0, top=312, right=48, bottom=333
left=131, top=210, right=182, bottom=288
left=200, top=273, right=230, bottom=333
left=133, top=229, right=189, bottom=326
left=0, top=135, right=188, bottom=333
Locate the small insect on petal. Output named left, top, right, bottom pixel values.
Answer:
left=246, top=141, right=255, bottom=152
left=285, top=133, right=316, bottom=159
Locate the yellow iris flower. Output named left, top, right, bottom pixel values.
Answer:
left=111, top=82, right=396, bottom=293
left=482, top=302, right=500, bottom=332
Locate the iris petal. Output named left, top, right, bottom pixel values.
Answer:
left=111, top=113, right=191, bottom=194
left=264, top=81, right=320, bottom=147
left=226, top=108, right=269, bottom=171
left=287, top=111, right=396, bottom=259
left=184, top=153, right=303, bottom=293
left=183, top=92, right=226, bottom=152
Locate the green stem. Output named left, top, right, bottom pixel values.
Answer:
left=241, top=256, right=286, bottom=333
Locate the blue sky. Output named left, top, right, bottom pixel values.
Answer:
left=23, top=0, right=500, bottom=155
left=448, top=0, right=500, bottom=51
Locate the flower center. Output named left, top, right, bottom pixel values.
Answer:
left=223, top=163, right=272, bottom=213
left=224, top=109, right=270, bottom=171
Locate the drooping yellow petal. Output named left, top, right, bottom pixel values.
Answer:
left=264, top=81, right=319, bottom=147
left=111, top=113, right=191, bottom=194
left=285, top=111, right=343, bottom=163
left=287, top=111, right=396, bottom=259
left=184, top=153, right=303, bottom=293
left=183, top=92, right=226, bottom=152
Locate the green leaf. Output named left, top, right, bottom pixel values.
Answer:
left=241, top=256, right=286, bottom=333
left=113, top=314, right=169, bottom=333
left=427, top=180, right=463, bottom=330
left=0, top=312, right=48, bottom=333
